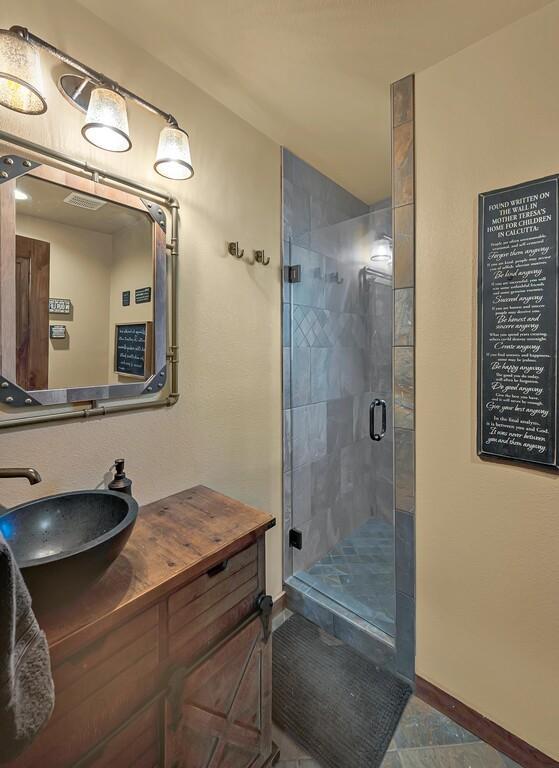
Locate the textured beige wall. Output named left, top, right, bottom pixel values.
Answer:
left=416, top=1, right=559, bottom=758
left=0, top=1, right=282, bottom=597
left=16, top=214, right=112, bottom=388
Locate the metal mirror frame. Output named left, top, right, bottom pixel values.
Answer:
left=0, top=147, right=170, bottom=408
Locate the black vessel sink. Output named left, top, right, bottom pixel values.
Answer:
left=0, top=490, right=138, bottom=600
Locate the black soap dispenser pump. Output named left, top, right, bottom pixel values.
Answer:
left=109, top=459, right=132, bottom=495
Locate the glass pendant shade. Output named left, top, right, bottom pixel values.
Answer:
left=82, top=87, right=131, bottom=152
left=154, top=125, right=193, bottom=180
left=0, top=30, right=47, bottom=115
left=370, top=235, right=393, bottom=264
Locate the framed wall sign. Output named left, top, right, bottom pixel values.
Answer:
left=122, top=290, right=130, bottom=307
left=135, top=286, right=152, bottom=304
left=478, top=174, right=559, bottom=467
left=49, top=298, right=71, bottom=314
left=114, top=321, right=153, bottom=379
left=49, top=324, right=67, bottom=339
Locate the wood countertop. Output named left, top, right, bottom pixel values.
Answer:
left=35, top=485, right=275, bottom=663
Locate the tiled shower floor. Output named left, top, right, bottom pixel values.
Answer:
left=294, top=516, right=395, bottom=636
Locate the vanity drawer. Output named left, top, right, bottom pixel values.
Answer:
left=168, top=544, right=261, bottom=662
left=12, top=607, right=161, bottom=767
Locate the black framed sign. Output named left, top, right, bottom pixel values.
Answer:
left=114, top=322, right=153, bottom=379
left=478, top=174, right=559, bottom=467
left=135, top=286, right=152, bottom=304
left=122, top=290, right=130, bottom=307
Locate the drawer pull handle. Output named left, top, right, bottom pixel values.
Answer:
left=207, top=559, right=228, bottom=578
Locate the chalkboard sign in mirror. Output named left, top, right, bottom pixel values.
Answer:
left=0, top=156, right=167, bottom=407
left=478, top=175, right=559, bottom=468
left=115, top=322, right=153, bottom=379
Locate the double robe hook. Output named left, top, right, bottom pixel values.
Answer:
left=227, top=242, right=270, bottom=266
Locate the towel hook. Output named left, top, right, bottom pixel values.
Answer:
left=327, top=271, right=344, bottom=284
left=254, top=249, right=270, bottom=266
left=228, top=241, right=244, bottom=259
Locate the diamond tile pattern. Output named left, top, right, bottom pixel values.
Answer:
left=293, top=305, right=367, bottom=349
left=295, top=517, right=395, bottom=636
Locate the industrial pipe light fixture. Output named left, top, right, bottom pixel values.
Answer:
left=0, top=25, right=194, bottom=179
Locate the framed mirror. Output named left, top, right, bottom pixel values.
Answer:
left=0, top=155, right=167, bottom=407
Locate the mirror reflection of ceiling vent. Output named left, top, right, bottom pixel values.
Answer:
left=63, top=192, right=106, bottom=211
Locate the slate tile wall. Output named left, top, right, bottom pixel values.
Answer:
left=392, top=75, right=416, bottom=683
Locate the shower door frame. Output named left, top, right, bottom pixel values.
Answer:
left=281, top=75, right=416, bottom=683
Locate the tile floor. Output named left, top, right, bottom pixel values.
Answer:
left=273, top=694, right=521, bottom=768
left=295, top=516, right=395, bottom=636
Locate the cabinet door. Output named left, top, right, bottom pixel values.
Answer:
left=165, top=616, right=271, bottom=768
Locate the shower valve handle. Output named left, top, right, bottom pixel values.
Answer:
left=370, top=398, right=387, bottom=441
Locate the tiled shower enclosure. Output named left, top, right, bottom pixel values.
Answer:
left=282, top=148, right=397, bottom=644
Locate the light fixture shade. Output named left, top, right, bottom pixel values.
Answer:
left=82, top=87, right=131, bottom=152
left=370, top=235, right=392, bottom=263
left=154, top=125, right=193, bottom=180
left=0, top=29, right=46, bottom=115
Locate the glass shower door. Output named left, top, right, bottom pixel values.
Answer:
left=285, top=208, right=395, bottom=636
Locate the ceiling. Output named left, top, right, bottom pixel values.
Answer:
left=78, top=0, right=552, bottom=203
left=16, top=176, right=149, bottom=234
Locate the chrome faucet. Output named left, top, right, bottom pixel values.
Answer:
left=0, top=468, right=42, bottom=485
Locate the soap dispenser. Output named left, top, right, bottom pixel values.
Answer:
left=108, top=459, right=132, bottom=495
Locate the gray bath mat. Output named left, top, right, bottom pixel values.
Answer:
left=272, top=614, right=411, bottom=768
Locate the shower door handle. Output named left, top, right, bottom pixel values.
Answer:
left=370, top=399, right=386, bottom=441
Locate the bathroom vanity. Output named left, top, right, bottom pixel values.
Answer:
left=8, top=485, right=276, bottom=768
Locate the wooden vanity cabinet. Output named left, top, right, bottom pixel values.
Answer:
left=7, top=486, right=276, bottom=768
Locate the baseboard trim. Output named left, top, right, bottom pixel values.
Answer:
left=416, top=677, right=558, bottom=768
left=272, top=591, right=287, bottom=617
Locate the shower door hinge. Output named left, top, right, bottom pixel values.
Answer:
left=289, top=528, right=303, bottom=550
left=285, top=265, right=301, bottom=283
